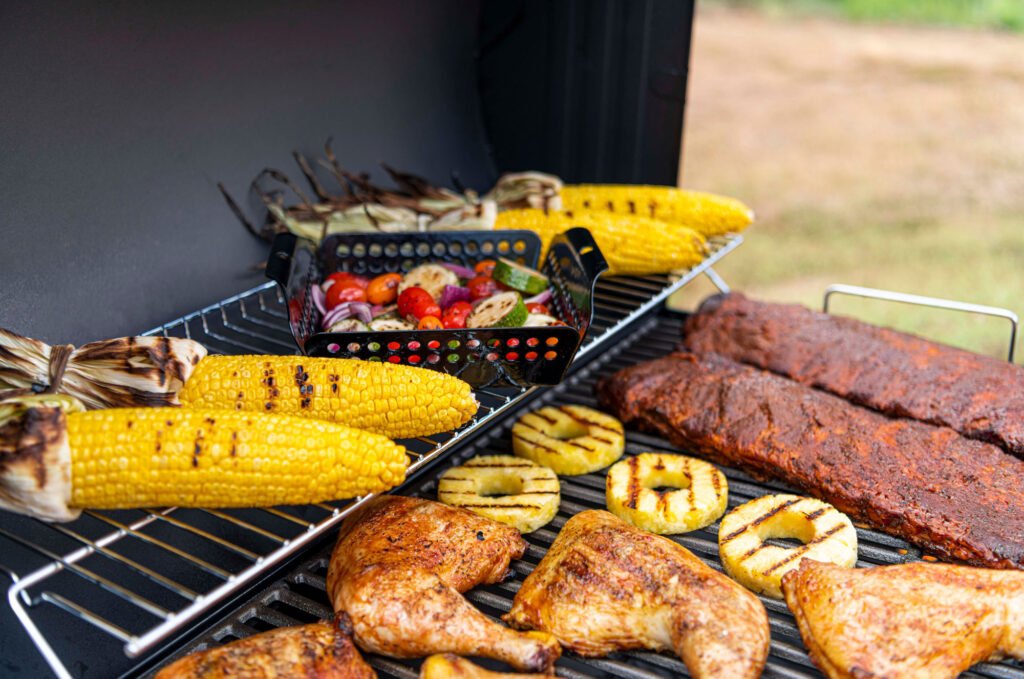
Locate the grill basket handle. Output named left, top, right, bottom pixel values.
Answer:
left=560, top=226, right=609, bottom=281
left=266, top=232, right=298, bottom=287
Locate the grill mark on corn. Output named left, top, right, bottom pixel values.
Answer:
left=627, top=200, right=636, bottom=214
left=762, top=524, right=845, bottom=575
left=626, top=456, right=641, bottom=510
left=720, top=498, right=801, bottom=544
left=263, top=364, right=277, bottom=411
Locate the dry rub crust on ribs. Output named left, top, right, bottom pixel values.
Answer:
left=683, top=292, right=1024, bottom=458
left=596, top=352, right=1024, bottom=570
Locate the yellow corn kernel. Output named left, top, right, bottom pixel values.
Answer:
left=560, top=184, right=754, bottom=238
left=495, top=208, right=706, bottom=276
left=178, top=356, right=478, bottom=439
left=67, top=408, right=407, bottom=509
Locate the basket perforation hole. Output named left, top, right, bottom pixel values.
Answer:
left=427, top=353, right=440, bottom=364
left=432, top=243, right=446, bottom=257
left=327, top=343, right=341, bottom=354
left=506, top=338, right=519, bottom=348
left=466, top=241, right=479, bottom=255
left=408, top=354, right=422, bottom=364
left=400, top=243, right=414, bottom=257
left=481, top=241, right=495, bottom=255
left=367, top=342, right=381, bottom=352
left=368, top=244, right=383, bottom=257
left=486, top=339, right=500, bottom=349
left=416, top=243, right=430, bottom=257
left=447, top=340, right=461, bottom=350
left=353, top=244, right=367, bottom=257
left=388, top=356, right=401, bottom=363
left=427, top=340, right=440, bottom=350
left=384, top=243, right=399, bottom=257
left=544, top=350, right=558, bottom=360
left=497, top=240, right=510, bottom=255
left=407, top=341, right=421, bottom=350
left=369, top=356, right=382, bottom=362
left=449, top=242, right=462, bottom=256
left=466, top=339, right=480, bottom=349
left=347, top=342, right=360, bottom=352
left=447, top=353, right=460, bottom=364
left=485, top=352, right=499, bottom=362
left=526, top=351, right=538, bottom=361
left=368, top=262, right=383, bottom=274
left=336, top=244, right=351, bottom=257
left=401, top=259, right=415, bottom=272
left=505, top=351, right=519, bottom=361
left=526, top=337, right=539, bottom=347
left=513, top=240, right=526, bottom=254
left=546, top=337, right=559, bottom=347
left=387, top=341, right=401, bottom=351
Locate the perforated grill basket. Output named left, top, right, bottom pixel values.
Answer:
left=266, top=229, right=608, bottom=387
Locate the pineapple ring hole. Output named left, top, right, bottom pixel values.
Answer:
left=475, top=470, right=526, bottom=498
left=546, top=420, right=588, bottom=441
left=755, top=512, right=817, bottom=548
left=640, top=470, right=691, bottom=493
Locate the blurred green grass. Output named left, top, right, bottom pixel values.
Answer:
left=708, top=0, right=1024, bottom=31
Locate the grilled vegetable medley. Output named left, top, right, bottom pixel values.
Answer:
left=315, top=258, right=563, bottom=334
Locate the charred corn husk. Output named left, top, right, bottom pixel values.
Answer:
left=0, top=396, right=407, bottom=521
left=179, top=355, right=478, bottom=439
left=560, top=184, right=755, bottom=238
left=0, top=327, right=206, bottom=409
left=495, top=208, right=706, bottom=276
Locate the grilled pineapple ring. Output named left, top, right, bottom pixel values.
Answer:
left=605, top=453, right=728, bottom=534
left=437, top=455, right=560, bottom=533
left=718, top=494, right=858, bottom=599
left=511, top=405, right=624, bottom=476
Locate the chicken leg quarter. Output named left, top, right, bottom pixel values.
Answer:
left=505, top=510, right=769, bottom=678
left=326, top=496, right=560, bottom=673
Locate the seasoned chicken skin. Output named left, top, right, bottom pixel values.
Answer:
left=505, top=510, right=769, bottom=679
left=782, top=560, right=1024, bottom=679
left=327, top=496, right=560, bottom=673
left=154, top=620, right=374, bottom=678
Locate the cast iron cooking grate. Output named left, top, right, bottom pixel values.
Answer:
left=157, top=313, right=1024, bottom=679
left=1, top=236, right=743, bottom=679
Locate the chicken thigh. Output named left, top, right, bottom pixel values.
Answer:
left=505, top=510, right=769, bottom=678
left=326, top=496, right=560, bottom=673
left=783, top=559, right=1024, bottom=679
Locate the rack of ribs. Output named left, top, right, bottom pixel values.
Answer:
left=596, top=352, right=1024, bottom=570
left=682, top=293, right=1024, bottom=459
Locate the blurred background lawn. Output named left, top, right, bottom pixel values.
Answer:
left=672, top=1, right=1024, bottom=362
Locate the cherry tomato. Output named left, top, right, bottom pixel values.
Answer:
left=397, top=287, right=441, bottom=320
left=324, top=272, right=368, bottom=290
left=417, top=315, right=443, bottom=330
left=441, top=301, right=473, bottom=329
left=474, top=259, right=497, bottom=276
left=526, top=302, right=550, bottom=315
left=326, top=282, right=367, bottom=308
left=467, top=275, right=498, bottom=301
left=366, top=273, right=402, bottom=305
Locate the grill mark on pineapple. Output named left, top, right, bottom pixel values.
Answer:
left=720, top=498, right=801, bottom=544
left=762, top=524, right=845, bottom=575
left=556, top=406, right=620, bottom=435
left=803, top=507, right=827, bottom=522
left=455, top=503, right=542, bottom=509
left=530, top=411, right=558, bottom=426
left=626, top=456, right=641, bottom=510
left=711, top=470, right=722, bottom=496
left=512, top=432, right=561, bottom=455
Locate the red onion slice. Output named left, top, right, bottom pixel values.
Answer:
left=349, top=302, right=374, bottom=324
left=442, top=262, right=477, bottom=280
left=311, top=284, right=327, bottom=315
left=525, top=289, right=553, bottom=305
left=321, top=303, right=354, bottom=330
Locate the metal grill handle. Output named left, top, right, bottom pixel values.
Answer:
left=823, top=283, right=1020, bottom=362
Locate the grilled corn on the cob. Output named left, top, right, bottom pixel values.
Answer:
left=560, top=184, right=755, bottom=238
left=179, top=355, right=477, bottom=439
left=606, top=453, right=728, bottom=535
left=438, top=455, right=560, bottom=533
left=495, top=208, right=706, bottom=276
left=0, top=397, right=407, bottom=521
left=718, top=494, right=858, bottom=599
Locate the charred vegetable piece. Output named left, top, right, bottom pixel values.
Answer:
left=466, top=292, right=527, bottom=329
left=492, top=258, right=549, bottom=295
